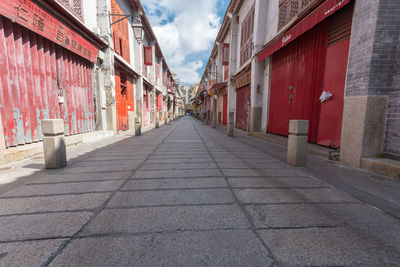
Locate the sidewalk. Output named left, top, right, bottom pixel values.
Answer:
left=0, top=117, right=399, bottom=266
left=213, top=122, right=400, bottom=219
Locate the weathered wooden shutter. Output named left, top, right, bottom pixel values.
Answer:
left=113, top=32, right=121, bottom=55
left=144, top=46, right=153, bottom=66
left=223, top=43, right=229, bottom=66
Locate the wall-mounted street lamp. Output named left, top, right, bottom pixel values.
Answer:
left=131, top=15, right=144, bottom=43
left=110, top=12, right=144, bottom=43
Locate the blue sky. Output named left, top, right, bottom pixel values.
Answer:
left=142, top=0, right=230, bottom=86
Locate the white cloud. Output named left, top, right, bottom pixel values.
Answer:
left=142, top=0, right=222, bottom=84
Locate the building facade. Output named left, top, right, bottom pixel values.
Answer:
left=194, top=0, right=400, bottom=172
left=0, top=0, right=181, bottom=164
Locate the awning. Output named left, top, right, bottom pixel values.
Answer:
left=207, top=82, right=227, bottom=96
left=258, top=0, right=350, bottom=63
left=115, top=57, right=139, bottom=79
left=143, top=78, right=154, bottom=89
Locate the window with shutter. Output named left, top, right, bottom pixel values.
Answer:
left=110, top=0, right=130, bottom=63
left=240, top=5, right=255, bottom=66
left=113, top=32, right=121, bottom=55
left=223, top=43, right=230, bottom=66
left=144, top=46, right=153, bottom=66
left=224, top=65, right=229, bottom=81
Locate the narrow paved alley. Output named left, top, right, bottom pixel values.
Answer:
left=0, top=117, right=399, bottom=266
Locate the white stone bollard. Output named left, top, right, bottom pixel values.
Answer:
left=155, top=115, right=159, bottom=128
left=42, top=119, right=67, bottom=169
left=227, top=112, right=234, bottom=137
left=287, top=120, right=309, bottom=167
left=135, top=117, right=141, bottom=136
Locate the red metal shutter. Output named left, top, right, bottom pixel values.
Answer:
left=317, top=3, right=354, bottom=148
left=144, top=46, right=153, bottom=66
left=0, top=16, right=95, bottom=147
left=223, top=94, right=227, bottom=125
left=268, top=21, right=328, bottom=142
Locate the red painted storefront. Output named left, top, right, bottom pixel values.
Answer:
left=156, top=91, right=162, bottom=120
left=111, top=0, right=135, bottom=131
left=260, top=0, right=353, bottom=148
left=0, top=0, right=99, bottom=148
left=115, top=67, right=134, bottom=131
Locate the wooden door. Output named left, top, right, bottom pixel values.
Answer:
left=236, top=85, right=250, bottom=131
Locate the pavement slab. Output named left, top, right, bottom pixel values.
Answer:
left=233, top=188, right=357, bottom=204
left=2, top=180, right=124, bottom=197
left=258, top=228, right=400, bottom=266
left=29, top=171, right=131, bottom=183
left=221, top=168, right=308, bottom=177
left=138, top=162, right=218, bottom=170
left=0, top=193, right=110, bottom=215
left=122, top=178, right=227, bottom=190
left=228, top=177, right=329, bottom=188
left=50, top=164, right=138, bottom=173
left=133, top=169, right=222, bottom=178
left=50, top=230, right=273, bottom=267
left=0, top=239, right=67, bottom=267
left=107, top=189, right=234, bottom=207
left=145, top=158, right=213, bottom=164
left=80, top=205, right=249, bottom=236
left=0, top=212, right=92, bottom=241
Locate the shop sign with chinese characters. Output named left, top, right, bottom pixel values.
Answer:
left=0, top=0, right=97, bottom=62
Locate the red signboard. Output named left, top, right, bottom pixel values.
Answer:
left=0, top=0, right=98, bottom=62
left=258, top=0, right=350, bottom=63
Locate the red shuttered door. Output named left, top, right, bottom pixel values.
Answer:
left=156, top=92, right=162, bottom=120
left=236, top=85, right=250, bottom=131
left=0, top=16, right=95, bottom=148
left=115, top=68, right=128, bottom=131
left=317, top=3, right=353, bottom=148
left=268, top=21, right=328, bottom=142
left=222, top=94, right=227, bottom=125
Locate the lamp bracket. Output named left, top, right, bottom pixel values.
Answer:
left=110, top=13, right=134, bottom=26
left=110, top=13, right=141, bottom=26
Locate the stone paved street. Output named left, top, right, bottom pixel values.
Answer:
left=0, top=117, right=400, bottom=266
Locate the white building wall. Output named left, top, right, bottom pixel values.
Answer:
left=259, top=0, right=279, bottom=132
left=83, top=0, right=98, bottom=33
left=264, top=0, right=279, bottom=45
